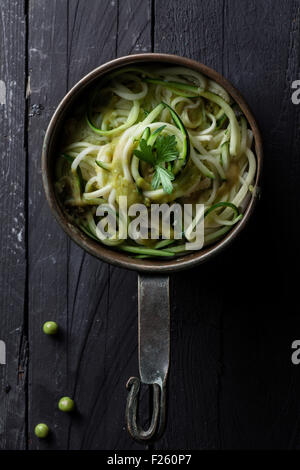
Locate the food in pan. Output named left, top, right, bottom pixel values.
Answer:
left=55, top=66, right=256, bottom=258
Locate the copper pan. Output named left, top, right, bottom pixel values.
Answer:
left=42, top=53, right=263, bottom=442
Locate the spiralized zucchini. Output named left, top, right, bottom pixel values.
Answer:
left=55, top=66, right=257, bottom=258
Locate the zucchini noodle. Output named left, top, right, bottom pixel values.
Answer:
left=55, top=66, right=257, bottom=258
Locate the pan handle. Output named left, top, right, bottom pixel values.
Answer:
left=126, top=273, right=170, bottom=442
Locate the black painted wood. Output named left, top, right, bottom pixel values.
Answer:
left=0, top=0, right=300, bottom=451
left=27, top=0, right=70, bottom=450
left=0, top=0, right=27, bottom=450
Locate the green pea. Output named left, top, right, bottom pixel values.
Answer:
left=34, top=423, right=49, bottom=438
left=43, top=321, right=58, bottom=335
left=58, top=396, right=75, bottom=412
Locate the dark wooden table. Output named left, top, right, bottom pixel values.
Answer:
left=0, top=0, right=300, bottom=451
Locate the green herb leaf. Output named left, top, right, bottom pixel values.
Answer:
left=152, top=165, right=175, bottom=194
left=133, top=139, right=155, bottom=165
left=134, top=130, right=179, bottom=194
left=151, top=169, right=161, bottom=190
left=155, top=134, right=179, bottom=164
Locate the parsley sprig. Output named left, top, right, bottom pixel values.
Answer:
left=133, top=132, right=179, bottom=194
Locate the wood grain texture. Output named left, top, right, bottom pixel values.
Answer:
left=0, top=0, right=27, bottom=450
left=118, top=0, right=152, bottom=55
left=27, top=0, right=70, bottom=450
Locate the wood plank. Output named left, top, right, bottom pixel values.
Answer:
left=154, top=0, right=224, bottom=68
left=28, top=0, right=152, bottom=450
left=27, top=0, right=70, bottom=450
left=154, top=0, right=224, bottom=450
left=0, top=0, right=27, bottom=450
left=218, top=0, right=300, bottom=449
left=118, top=0, right=152, bottom=55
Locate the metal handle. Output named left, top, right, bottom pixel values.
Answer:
left=126, top=274, right=170, bottom=442
left=126, top=377, right=166, bottom=441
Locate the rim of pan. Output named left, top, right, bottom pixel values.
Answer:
left=42, top=53, right=263, bottom=273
